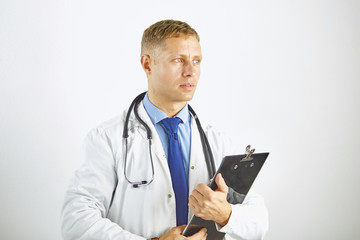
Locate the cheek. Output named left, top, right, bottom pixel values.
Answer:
left=194, top=67, right=201, bottom=81
left=159, top=65, right=179, bottom=79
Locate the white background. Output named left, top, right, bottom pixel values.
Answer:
left=1, top=0, right=359, bottom=239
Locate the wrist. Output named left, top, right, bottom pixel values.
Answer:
left=218, top=203, right=232, bottom=227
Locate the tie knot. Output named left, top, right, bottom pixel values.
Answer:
left=161, top=117, right=182, bottom=134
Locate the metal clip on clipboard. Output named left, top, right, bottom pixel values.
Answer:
left=241, top=145, right=255, bottom=161
left=210, top=145, right=256, bottom=183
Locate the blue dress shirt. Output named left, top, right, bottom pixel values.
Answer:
left=142, top=93, right=192, bottom=181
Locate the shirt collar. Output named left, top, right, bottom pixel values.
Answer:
left=142, top=92, right=190, bottom=125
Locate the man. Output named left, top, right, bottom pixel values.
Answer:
left=61, top=20, right=268, bottom=240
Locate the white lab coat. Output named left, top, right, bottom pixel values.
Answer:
left=61, top=103, right=268, bottom=240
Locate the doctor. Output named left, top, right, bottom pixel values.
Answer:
left=61, top=20, right=268, bottom=240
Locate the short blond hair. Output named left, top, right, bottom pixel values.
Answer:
left=141, top=19, right=200, bottom=55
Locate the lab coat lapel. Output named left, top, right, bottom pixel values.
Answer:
left=188, top=116, right=210, bottom=193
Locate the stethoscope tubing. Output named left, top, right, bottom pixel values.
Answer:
left=123, top=92, right=215, bottom=188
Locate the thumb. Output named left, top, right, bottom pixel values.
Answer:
left=173, top=224, right=186, bottom=234
left=215, top=173, right=228, bottom=194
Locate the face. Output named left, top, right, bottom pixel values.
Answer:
left=144, top=35, right=202, bottom=108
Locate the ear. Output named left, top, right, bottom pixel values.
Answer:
left=140, top=54, right=152, bottom=74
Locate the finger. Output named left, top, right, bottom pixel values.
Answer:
left=188, top=199, right=205, bottom=217
left=190, top=189, right=205, bottom=202
left=173, top=224, right=187, bottom=233
left=169, top=225, right=186, bottom=236
left=188, top=197, right=198, bottom=213
left=189, top=194, right=199, bottom=206
left=195, top=183, right=213, bottom=196
left=215, top=173, right=228, bottom=193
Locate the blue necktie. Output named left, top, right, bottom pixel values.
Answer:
left=161, top=117, right=188, bottom=226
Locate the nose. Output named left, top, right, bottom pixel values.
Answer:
left=183, top=61, right=197, bottom=78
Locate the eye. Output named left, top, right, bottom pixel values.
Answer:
left=173, top=58, right=182, bottom=63
left=193, top=59, right=201, bottom=64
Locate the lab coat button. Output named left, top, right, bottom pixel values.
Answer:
left=191, top=166, right=195, bottom=170
left=168, top=194, right=172, bottom=198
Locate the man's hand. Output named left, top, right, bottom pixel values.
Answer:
left=188, top=173, right=232, bottom=227
left=157, top=225, right=207, bottom=240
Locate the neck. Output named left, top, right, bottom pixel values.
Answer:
left=148, top=91, right=186, bottom=118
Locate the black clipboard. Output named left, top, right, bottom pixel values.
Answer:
left=183, top=147, right=269, bottom=239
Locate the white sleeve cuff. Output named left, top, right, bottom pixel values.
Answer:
left=215, top=192, right=269, bottom=240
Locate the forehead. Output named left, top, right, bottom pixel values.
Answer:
left=159, top=35, right=202, bottom=56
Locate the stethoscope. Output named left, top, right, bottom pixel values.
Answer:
left=122, top=92, right=216, bottom=188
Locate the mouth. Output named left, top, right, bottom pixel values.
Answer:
left=180, top=83, right=195, bottom=90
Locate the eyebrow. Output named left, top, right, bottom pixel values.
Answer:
left=176, top=54, right=202, bottom=59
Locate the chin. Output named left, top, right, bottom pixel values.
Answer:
left=170, top=89, right=196, bottom=103
left=181, top=93, right=195, bottom=102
